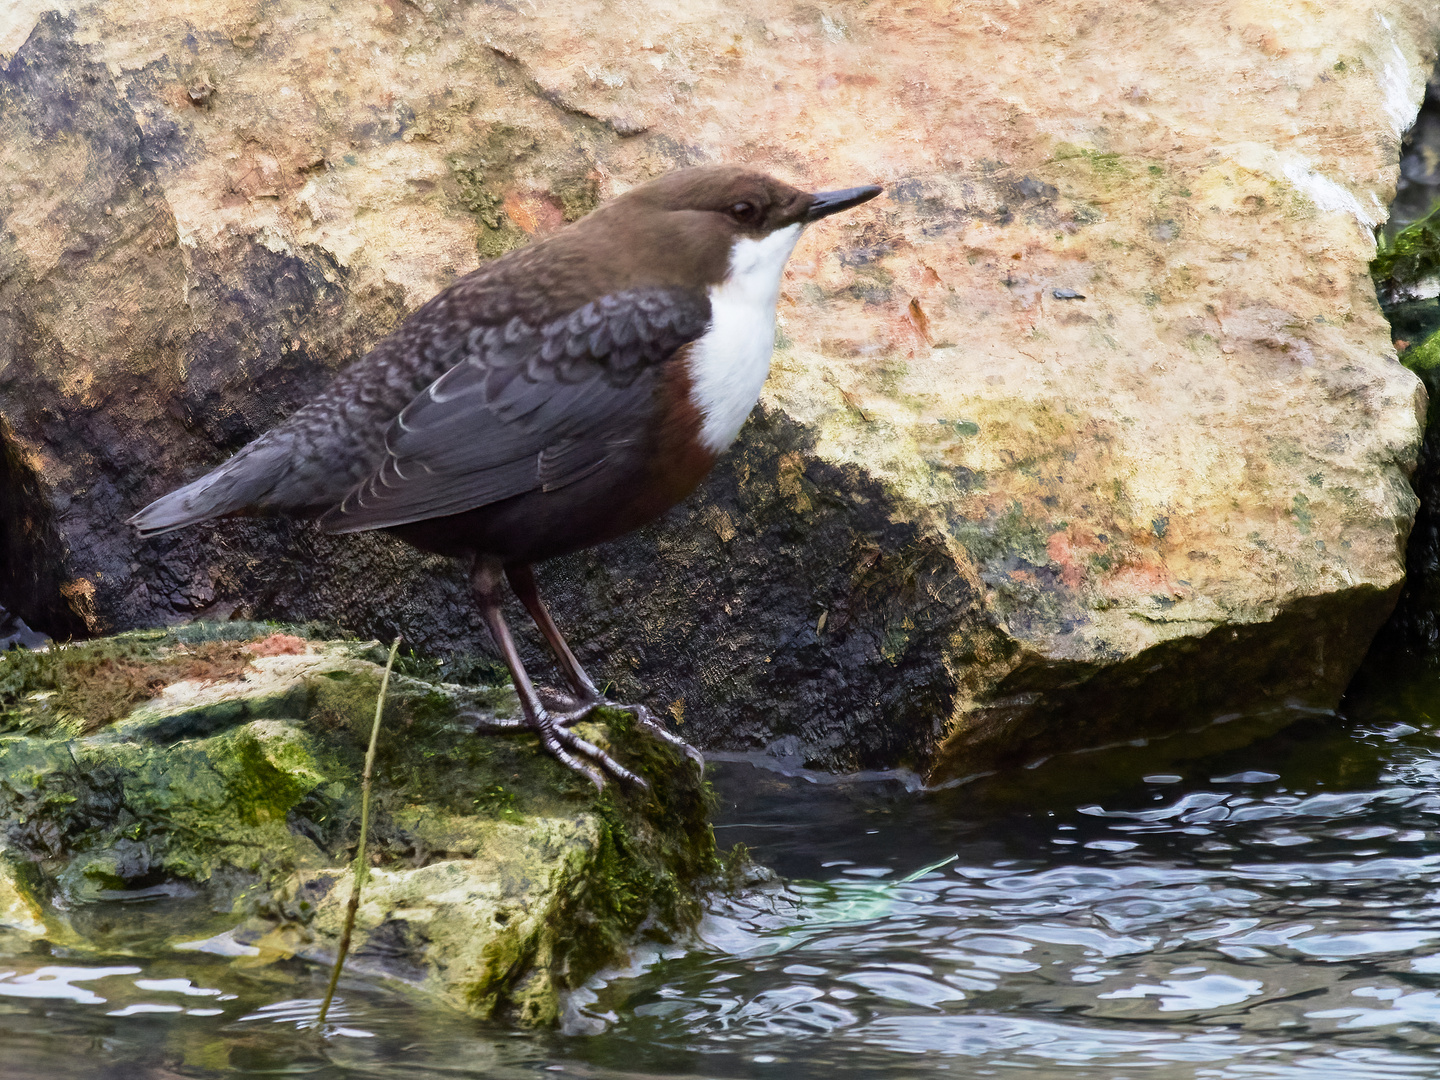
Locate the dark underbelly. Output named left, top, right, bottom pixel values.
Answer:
left=385, top=445, right=715, bottom=565
left=383, top=354, right=719, bottom=566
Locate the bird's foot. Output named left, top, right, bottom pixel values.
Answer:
left=540, top=692, right=705, bottom=770
left=465, top=707, right=646, bottom=792
left=608, top=701, right=706, bottom=770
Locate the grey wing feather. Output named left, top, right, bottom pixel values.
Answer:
left=129, top=328, right=440, bottom=536
left=318, top=287, right=709, bottom=534
left=538, top=436, right=634, bottom=492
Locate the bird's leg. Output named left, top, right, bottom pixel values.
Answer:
left=466, top=556, right=644, bottom=791
left=503, top=564, right=603, bottom=703
left=504, top=563, right=704, bottom=768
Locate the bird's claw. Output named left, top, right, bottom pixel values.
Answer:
left=466, top=707, right=647, bottom=792
left=614, top=702, right=706, bottom=769
left=466, top=685, right=702, bottom=791
left=538, top=693, right=704, bottom=770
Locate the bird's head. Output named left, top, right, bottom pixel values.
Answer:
left=575, top=165, right=883, bottom=294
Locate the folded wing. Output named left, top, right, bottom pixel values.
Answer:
left=319, top=287, right=710, bottom=534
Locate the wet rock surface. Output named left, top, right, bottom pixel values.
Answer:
left=1, top=1, right=1438, bottom=778
left=0, top=625, right=715, bottom=1024
left=0, top=604, right=48, bottom=651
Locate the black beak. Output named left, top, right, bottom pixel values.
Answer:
left=805, top=184, right=883, bottom=223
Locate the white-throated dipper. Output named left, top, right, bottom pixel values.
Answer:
left=130, top=165, right=883, bottom=789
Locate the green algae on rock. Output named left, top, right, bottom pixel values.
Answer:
left=0, top=626, right=716, bottom=1025
left=1374, top=202, right=1440, bottom=310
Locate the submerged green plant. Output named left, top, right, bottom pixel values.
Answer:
left=316, top=635, right=401, bottom=1029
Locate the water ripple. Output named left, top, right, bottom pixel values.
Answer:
left=569, top=699, right=1440, bottom=1078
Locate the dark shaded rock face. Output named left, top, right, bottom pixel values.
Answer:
left=0, top=17, right=428, bottom=633
left=0, top=15, right=402, bottom=631
left=539, top=408, right=977, bottom=771
left=2, top=2, right=1435, bottom=780
left=1378, top=387, right=1440, bottom=654
left=1368, top=74, right=1440, bottom=660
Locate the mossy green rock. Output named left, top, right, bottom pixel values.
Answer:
left=0, top=627, right=715, bottom=1025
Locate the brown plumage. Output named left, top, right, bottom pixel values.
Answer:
left=130, top=164, right=882, bottom=788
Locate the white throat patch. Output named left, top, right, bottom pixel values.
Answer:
left=688, top=222, right=802, bottom=454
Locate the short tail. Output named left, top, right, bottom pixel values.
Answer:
left=128, top=440, right=292, bottom=537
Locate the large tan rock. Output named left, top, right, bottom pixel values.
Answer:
left=1, top=0, right=1435, bottom=778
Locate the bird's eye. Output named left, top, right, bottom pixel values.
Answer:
left=729, top=201, right=758, bottom=223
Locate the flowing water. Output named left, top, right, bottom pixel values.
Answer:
left=7, top=649, right=1440, bottom=1079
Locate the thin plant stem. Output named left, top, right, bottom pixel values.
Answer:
left=316, top=634, right=401, bottom=1028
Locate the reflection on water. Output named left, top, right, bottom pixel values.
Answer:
left=7, top=655, right=1440, bottom=1078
